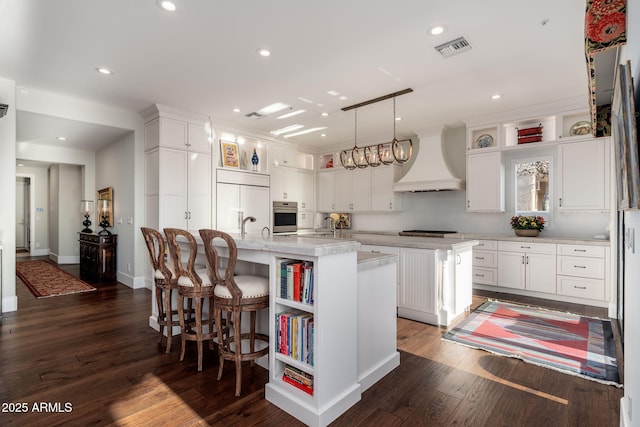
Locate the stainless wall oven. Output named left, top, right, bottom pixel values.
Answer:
left=273, top=201, right=298, bottom=233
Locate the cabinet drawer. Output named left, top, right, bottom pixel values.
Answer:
left=472, top=267, right=497, bottom=285
left=557, top=276, right=605, bottom=301
left=498, top=241, right=556, bottom=254
left=474, top=240, right=497, bottom=250
left=557, top=256, right=604, bottom=279
left=472, top=250, right=497, bottom=268
left=557, top=244, right=605, bottom=258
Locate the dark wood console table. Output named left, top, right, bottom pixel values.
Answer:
left=78, top=232, right=117, bottom=282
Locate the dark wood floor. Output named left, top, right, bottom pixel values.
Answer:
left=1, top=257, right=623, bottom=426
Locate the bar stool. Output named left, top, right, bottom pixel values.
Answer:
left=199, top=229, right=269, bottom=397
left=141, top=227, right=181, bottom=353
left=164, top=228, right=215, bottom=372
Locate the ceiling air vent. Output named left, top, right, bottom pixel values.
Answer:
left=245, top=111, right=265, bottom=119
left=435, top=37, right=471, bottom=58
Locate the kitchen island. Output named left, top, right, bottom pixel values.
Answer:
left=303, top=232, right=480, bottom=327
left=159, top=232, right=398, bottom=427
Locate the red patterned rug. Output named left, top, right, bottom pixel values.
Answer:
left=443, top=300, right=621, bottom=387
left=16, top=260, right=96, bottom=298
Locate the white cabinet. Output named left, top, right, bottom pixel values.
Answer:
left=557, top=138, right=610, bottom=210
left=270, top=167, right=299, bottom=202
left=397, top=247, right=438, bottom=322
left=146, top=148, right=211, bottom=232
left=557, top=244, right=607, bottom=301
left=351, top=168, right=371, bottom=211
left=269, top=142, right=297, bottom=168
left=266, top=252, right=359, bottom=427
left=333, top=170, right=353, bottom=211
left=497, top=241, right=556, bottom=294
left=335, top=169, right=372, bottom=212
left=297, top=170, right=314, bottom=230
left=216, top=169, right=270, bottom=234
left=317, top=172, right=335, bottom=212
left=472, top=240, right=498, bottom=285
left=466, top=152, right=504, bottom=212
left=143, top=105, right=212, bottom=233
left=371, top=165, right=403, bottom=211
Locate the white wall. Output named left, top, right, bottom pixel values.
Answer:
left=619, top=0, right=640, bottom=425
left=0, top=77, right=17, bottom=313
left=96, top=131, right=143, bottom=288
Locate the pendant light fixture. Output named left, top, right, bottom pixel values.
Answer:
left=340, top=88, right=414, bottom=168
left=390, top=97, right=413, bottom=164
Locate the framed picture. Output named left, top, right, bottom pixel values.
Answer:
left=613, top=61, right=640, bottom=210
left=220, top=140, right=240, bottom=168
left=620, top=61, right=639, bottom=209
left=97, top=187, right=114, bottom=226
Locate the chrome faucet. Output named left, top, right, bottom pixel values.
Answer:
left=323, top=216, right=335, bottom=232
left=241, top=216, right=256, bottom=237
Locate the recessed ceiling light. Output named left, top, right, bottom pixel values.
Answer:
left=233, top=108, right=240, bottom=113
left=338, top=96, right=348, bottom=101
left=95, top=67, right=113, bottom=75
left=491, top=94, right=502, bottom=100
left=157, top=0, right=176, bottom=11
left=277, top=109, right=306, bottom=119
left=321, top=134, right=326, bottom=137
left=56, top=136, right=67, bottom=141
left=395, top=117, right=402, bottom=121
left=321, top=112, right=329, bottom=117
left=283, top=127, right=326, bottom=138
left=257, top=48, right=271, bottom=57
left=327, top=90, right=339, bottom=96
left=258, top=102, right=288, bottom=115
left=271, top=124, right=304, bottom=136
left=429, top=25, right=447, bottom=36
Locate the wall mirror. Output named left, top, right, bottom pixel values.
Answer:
left=97, top=187, right=114, bottom=226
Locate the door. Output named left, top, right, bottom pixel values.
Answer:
left=525, top=253, right=557, bottom=293
left=216, top=183, right=240, bottom=232
left=317, top=172, right=335, bottom=212
left=466, top=152, right=504, bottom=212
left=187, top=151, right=211, bottom=232
left=497, top=251, right=525, bottom=289
left=16, top=177, right=29, bottom=249
left=240, top=185, right=270, bottom=233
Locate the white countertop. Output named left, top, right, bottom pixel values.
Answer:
left=357, top=251, right=397, bottom=272
left=448, top=232, right=610, bottom=246
left=221, top=232, right=361, bottom=257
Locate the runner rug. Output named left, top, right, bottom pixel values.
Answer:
left=443, top=300, right=621, bottom=387
left=16, top=260, right=96, bottom=298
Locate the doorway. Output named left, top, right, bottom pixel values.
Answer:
left=16, top=174, right=35, bottom=257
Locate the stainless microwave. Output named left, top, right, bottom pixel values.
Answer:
left=273, top=201, right=298, bottom=233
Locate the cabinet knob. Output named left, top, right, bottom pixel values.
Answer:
left=389, top=202, right=393, bottom=209
left=467, top=200, right=470, bottom=208
left=559, top=197, right=563, bottom=207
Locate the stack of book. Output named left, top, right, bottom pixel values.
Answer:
left=279, top=260, right=314, bottom=304
left=282, top=364, right=313, bottom=395
left=517, top=124, right=543, bottom=144
left=276, top=311, right=314, bottom=366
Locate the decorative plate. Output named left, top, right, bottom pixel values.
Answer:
left=475, top=134, right=494, bottom=148
left=570, top=120, right=592, bottom=136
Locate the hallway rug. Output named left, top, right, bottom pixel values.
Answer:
left=443, top=300, right=621, bottom=387
left=16, top=260, right=96, bottom=298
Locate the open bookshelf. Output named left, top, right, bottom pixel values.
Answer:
left=266, top=251, right=359, bottom=427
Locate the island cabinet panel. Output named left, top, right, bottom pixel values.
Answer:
left=266, top=251, right=360, bottom=427
left=397, top=248, right=438, bottom=324
left=78, top=233, right=117, bottom=282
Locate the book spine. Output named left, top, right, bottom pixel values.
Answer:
left=282, top=373, right=313, bottom=395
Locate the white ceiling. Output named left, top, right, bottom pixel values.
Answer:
left=1, top=0, right=594, bottom=152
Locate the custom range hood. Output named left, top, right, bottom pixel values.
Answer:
left=393, top=127, right=465, bottom=192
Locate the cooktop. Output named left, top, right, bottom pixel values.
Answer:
left=398, top=229, right=458, bottom=237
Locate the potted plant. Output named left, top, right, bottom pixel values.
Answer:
left=510, top=215, right=545, bottom=237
